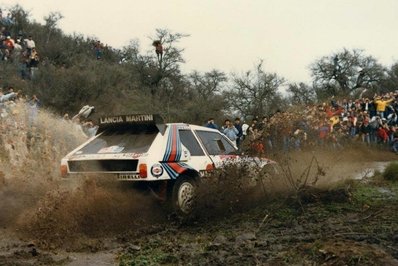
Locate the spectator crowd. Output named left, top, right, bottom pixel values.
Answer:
left=0, top=8, right=40, bottom=79
left=206, top=91, right=398, bottom=156
left=0, top=84, right=98, bottom=165
left=1, top=7, right=398, bottom=162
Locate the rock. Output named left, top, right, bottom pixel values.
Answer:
left=235, top=232, right=256, bottom=245
left=254, top=240, right=269, bottom=248
left=392, top=234, right=398, bottom=243
left=213, top=235, right=227, bottom=246
left=128, top=244, right=141, bottom=252
left=30, top=247, right=38, bottom=256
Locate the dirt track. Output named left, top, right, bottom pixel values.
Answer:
left=1, top=143, right=397, bottom=265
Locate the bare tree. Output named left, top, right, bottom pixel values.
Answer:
left=310, top=48, right=385, bottom=97
left=380, top=62, right=398, bottom=93
left=189, top=69, right=227, bottom=101
left=226, top=60, right=285, bottom=118
left=287, top=82, right=316, bottom=105
left=44, top=12, right=63, bottom=44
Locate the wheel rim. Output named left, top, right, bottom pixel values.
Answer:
left=177, top=181, right=195, bottom=214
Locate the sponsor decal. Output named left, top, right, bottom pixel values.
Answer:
left=219, top=155, right=238, bottom=160
left=99, top=114, right=154, bottom=124
left=151, top=164, right=164, bottom=178
left=98, top=145, right=125, bottom=153
left=118, top=173, right=140, bottom=180
left=121, top=152, right=147, bottom=158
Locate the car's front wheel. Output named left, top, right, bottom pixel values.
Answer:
left=172, top=176, right=196, bottom=214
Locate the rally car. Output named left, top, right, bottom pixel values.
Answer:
left=60, top=114, right=275, bottom=214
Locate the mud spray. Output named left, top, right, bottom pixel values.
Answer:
left=0, top=103, right=166, bottom=250
left=0, top=103, right=394, bottom=250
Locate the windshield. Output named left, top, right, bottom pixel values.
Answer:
left=76, top=127, right=158, bottom=155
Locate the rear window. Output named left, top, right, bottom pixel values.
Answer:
left=76, top=127, right=158, bottom=154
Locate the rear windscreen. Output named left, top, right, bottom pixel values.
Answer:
left=76, top=127, right=158, bottom=155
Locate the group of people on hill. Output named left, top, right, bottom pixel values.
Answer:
left=0, top=86, right=41, bottom=120
left=0, top=83, right=99, bottom=166
left=0, top=10, right=39, bottom=79
left=206, top=91, right=398, bottom=156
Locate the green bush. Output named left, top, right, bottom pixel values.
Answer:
left=382, top=162, right=398, bottom=181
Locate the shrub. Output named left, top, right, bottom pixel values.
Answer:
left=382, top=162, right=398, bottom=181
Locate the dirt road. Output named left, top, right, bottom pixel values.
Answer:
left=1, top=146, right=397, bottom=265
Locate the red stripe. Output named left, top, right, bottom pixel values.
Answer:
left=168, top=162, right=185, bottom=174
left=169, top=126, right=177, bottom=161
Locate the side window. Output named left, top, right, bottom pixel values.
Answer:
left=221, top=136, right=237, bottom=155
left=179, top=130, right=205, bottom=156
left=196, top=130, right=237, bottom=155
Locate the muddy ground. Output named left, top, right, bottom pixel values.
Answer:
left=0, top=144, right=397, bottom=265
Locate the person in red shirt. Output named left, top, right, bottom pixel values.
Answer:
left=377, top=125, right=389, bottom=143
left=3, top=36, right=14, bottom=60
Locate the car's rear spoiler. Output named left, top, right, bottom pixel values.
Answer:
left=97, top=114, right=165, bottom=135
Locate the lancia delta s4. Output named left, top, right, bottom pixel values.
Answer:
left=60, top=114, right=275, bottom=214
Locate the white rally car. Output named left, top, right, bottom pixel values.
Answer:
left=61, top=114, right=274, bottom=214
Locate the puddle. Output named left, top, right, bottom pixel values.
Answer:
left=353, top=161, right=391, bottom=180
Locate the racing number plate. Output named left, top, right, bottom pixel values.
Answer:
left=118, top=173, right=140, bottom=180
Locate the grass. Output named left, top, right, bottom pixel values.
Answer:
left=383, top=162, right=398, bottom=181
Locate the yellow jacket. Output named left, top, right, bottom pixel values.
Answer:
left=375, top=99, right=393, bottom=112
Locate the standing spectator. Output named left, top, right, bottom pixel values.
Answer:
left=205, top=118, right=218, bottom=130
left=24, top=35, right=35, bottom=55
left=27, top=94, right=40, bottom=124
left=94, top=40, right=103, bottom=60
left=318, top=120, right=330, bottom=146
left=152, top=40, right=163, bottom=61
left=377, top=123, right=389, bottom=143
left=223, top=119, right=239, bottom=146
left=248, top=118, right=258, bottom=137
left=234, top=117, right=243, bottom=149
left=3, top=36, right=14, bottom=60
left=28, top=48, right=40, bottom=78
left=241, top=120, right=249, bottom=141
left=374, top=96, right=393, bottom=119
left=359, top=120, right=371, bottom=144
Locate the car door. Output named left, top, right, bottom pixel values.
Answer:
left=178, top=129, right=213, bottom=172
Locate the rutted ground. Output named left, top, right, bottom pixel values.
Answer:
left=0, top=104, right=397, bottom=265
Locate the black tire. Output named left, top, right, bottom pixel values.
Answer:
left=172, top=175, right=197, bottom=215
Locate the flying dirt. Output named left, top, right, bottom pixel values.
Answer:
left=0, top=103, right=397, bottom=265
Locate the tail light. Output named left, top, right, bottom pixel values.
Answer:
left=139, top=163, right=147, bottom=178
left=60, top=164, right=68, bottom=177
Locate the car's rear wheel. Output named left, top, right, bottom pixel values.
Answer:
left=172, top=176, right=196, bottom=214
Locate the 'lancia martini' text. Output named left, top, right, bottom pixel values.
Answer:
left=100, top=114, right=154, bottom=124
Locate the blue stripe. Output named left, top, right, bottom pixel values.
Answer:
left=162, top=126, right=173, bottom=161
left=162, top=163, right=178, bottom=179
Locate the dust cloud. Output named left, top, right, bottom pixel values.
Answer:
left=0, top=103, right=165, bottom=249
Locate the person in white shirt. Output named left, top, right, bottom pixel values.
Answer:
left=24, top=35, right=35, bottom=54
